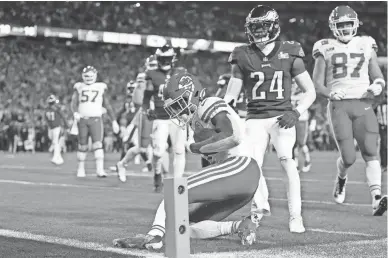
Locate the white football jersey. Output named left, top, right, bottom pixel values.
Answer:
left=191, top=97, right=248, bottom=160
left=312, top=36, right=376, bottom=99
left=290, top=79, right=309, bottom=121
left=74, top=82, right=107, bottom=117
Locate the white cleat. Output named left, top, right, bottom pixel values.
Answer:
left=77, top=168, right=86, bottom=178
left=333, top=176, right=347, bottom=204
left=289, top=216, right=305, bottom=233
left=301, top=161, right=311, bottom=173
left=51, top=157, right=64, bottom=165
left=116, top=162, right=127, bottom=182
left=372, top=195, right=387, bottom=216
left=96, top=170, right=107, bottom=178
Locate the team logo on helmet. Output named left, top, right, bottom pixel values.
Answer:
left=82, top=66, right=97, bottom=85
left=178, top=75, right=195, bottom=91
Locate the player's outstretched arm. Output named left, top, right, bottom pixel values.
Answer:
left=368, top=50, right=386, bottom=96
left=224, top=64, right=243, bottom=106
left=292, top=58, right=316, bottom=115
left=190, top=111, right=241, bottom=154
left=312, top=55, right=331, bottom=98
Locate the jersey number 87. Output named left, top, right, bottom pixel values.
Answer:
left=331, top=52, right=365, bottom=79
left=251, top=71, right=284, bottom=100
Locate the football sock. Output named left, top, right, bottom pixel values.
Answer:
left=337, top=157, right=348, bottom=179
left=77, top=151, right=87, bottom=170
left=153, top=155, right=163, bottom=175
left=250, top=174, right=271, bottom=217
left=190, top=220, right=241, bottom=239
left=148, top=200, right=166, bottom=237
left=94, top=149, right=104, bottom=172
left=173, top=152, right=185, bottom=177
left=365, top=160, right=382, bottom=198
left=280, top=158, right=302, bottom=217
left=53, top=143, right=62, bottom=160
left=302, top=145, right=311, bottom=163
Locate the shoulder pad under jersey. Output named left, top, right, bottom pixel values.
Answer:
left=281, top=41, right=305, bottom=58
left=228, top=44, right=249, bottom=65
left=73, top=82, right=83, bottom=91
left=357, top=35, right=378, bottom=53
left=312, top=38, right=336, bottom=59
left=198, top=97, right=229, bottom=124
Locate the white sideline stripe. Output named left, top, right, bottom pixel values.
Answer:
left=193, top=238, right=387, bottom=258
left=0, top=165, right=376, bottom=186
left=309, top=228, right=377, bottom=237
left=0, top=179, right=371, bottom=207
left=0, top=229, right=381, bottom=258
left=0, top=229, right=162, bottom=258
left=108, top=171, right=368, bottom=185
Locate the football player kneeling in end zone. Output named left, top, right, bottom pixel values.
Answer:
left=113, top=72, right=263, bottom=249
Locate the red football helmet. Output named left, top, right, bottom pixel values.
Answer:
left=82, top=66, right=97, bottom=85
left=155, top=44, right=176, bottom=71
left=163, top=71, right=204, bottom=127
left=145, top=55, right=158, bottom=70
left=245, top=5, right=280, bottom=45
left=329, top=6, right=359, bottom=42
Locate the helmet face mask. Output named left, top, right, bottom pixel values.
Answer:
left=82, top=66, right=97, bottom=85
left=245, top=5, right=280, bottom=45
left=329, top=6, right=359, bottom=43
left=163, top=73, right=202, bottom=128
left=164, top=90, right=197, bottom=128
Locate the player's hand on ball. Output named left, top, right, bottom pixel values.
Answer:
left=329, top=89, right=346, bottom=100
left=112, top=120, right=120, bottom=134
left=277, top=110, right=300, bottom=129
left=368, top=83, right=383, bottom=96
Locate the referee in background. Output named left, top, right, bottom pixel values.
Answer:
left=374, top=90, right=387, bottom=173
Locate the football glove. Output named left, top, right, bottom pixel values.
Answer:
left=146, top=109, right=157, bottom=120
left=112, top=120, right=120, bottom=134
left=329, top=89, right=346, bottom=100
left=277, top=110, right=300, bottom=129
left=368, top=83, right=383, bottom=96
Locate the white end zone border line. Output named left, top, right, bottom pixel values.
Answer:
left=0, top=229, right=384, bottom=258
left=0, top=178, right=372, bottom=208
left=0, top=178, right=371, bottom=207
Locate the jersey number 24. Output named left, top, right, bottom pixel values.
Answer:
left=251, top=71, right=284, bottom=100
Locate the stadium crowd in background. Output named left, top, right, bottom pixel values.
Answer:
left=0, top=2, right=386, bottom=158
